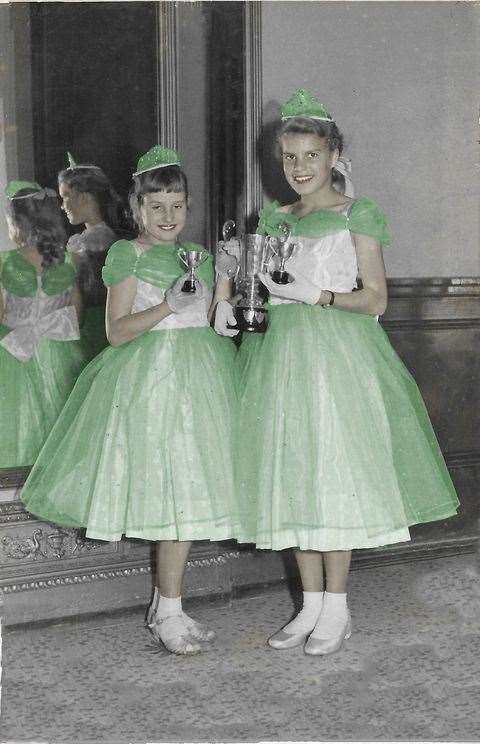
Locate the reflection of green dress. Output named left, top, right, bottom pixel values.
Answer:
left=0, top=250, right=86, bottom=467
left=235, top=198, right=459, bottom=551
left=21, top=240, right=239, bottom=543
left=67, top=222, right=116, bottom=360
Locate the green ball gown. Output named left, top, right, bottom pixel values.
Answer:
left=0, top=250, right=86, bottom=467
left=21, top=240, right=239, bottom=542
left=234, top=197, right=459, bottom=551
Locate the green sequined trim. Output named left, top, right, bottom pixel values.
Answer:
left=102, top=240, right=214, bottom=290
left=257, top=196, right=390, bottom=246
left=0, top=251, right=76, bottom=297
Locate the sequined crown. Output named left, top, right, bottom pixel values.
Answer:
left=281, top=89, right=332, bottom=122
left=133, top=146, right=182, bottom=177
left=5, top=180, right=43, bottom=199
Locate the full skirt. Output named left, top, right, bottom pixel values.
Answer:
left=234, top=304, right=459, bottom=551
left=21, top=327, right=239, bottom=542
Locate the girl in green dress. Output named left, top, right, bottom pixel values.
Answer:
left=21, top=147, right=239, bottom=656
left=0, top=181, right=85, bottom=467
left=229, top=90, right=459, bottom=656
left=58, top=155, right=130, bottom=359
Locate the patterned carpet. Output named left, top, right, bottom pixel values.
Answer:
left=1, top=553, right=480, bottom=743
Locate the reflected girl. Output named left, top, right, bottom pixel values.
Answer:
left=0, top=181, right=86, bottom=467
left=58, top=155, right=130, bottom=359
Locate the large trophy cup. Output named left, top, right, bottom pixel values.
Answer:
left=218, top=222, right=273, bottom=334
left=270, top=223, right=295, bottom=285
left=178, top=245, right=208, bottom=293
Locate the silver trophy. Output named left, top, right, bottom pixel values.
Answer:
left=232, top=233, right=274, bottom=333
left=270, top=222, right=295, bottom=285
left=178, top=246, right=209, bottom=293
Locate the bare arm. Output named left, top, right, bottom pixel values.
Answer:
left=106, top=276, right=173, bottom=347
left=71, top=284, right=84, bottom=326
left=316, top=233, right=388, bottom=316
left=208, top=276, right=233, bottom=322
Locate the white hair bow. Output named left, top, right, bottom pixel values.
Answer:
left=333, top=157, right=354, bottom=198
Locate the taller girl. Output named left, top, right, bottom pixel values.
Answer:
left=234, top=89, right=459, bottom=655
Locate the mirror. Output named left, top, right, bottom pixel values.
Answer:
left=0, top=1, right=243, bottom=484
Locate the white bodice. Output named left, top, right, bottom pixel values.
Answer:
left=130, top=243, right=213, bottom=331
left=268, top=228, right=358, bottom=306
left=2, top=279, right=76, bottom=329
left=1, top=279, right=79, bottom=361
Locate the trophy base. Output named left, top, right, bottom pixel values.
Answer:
left=181, top=280, right=196, bottom=293
left=233, top=305, right=268, bottom=333
left=271, top=270, right=293, bottom=285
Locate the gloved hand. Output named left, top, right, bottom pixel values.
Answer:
left=215, top=239, right=241, bottom=280
left=258, top=271, right=321, bottom=305
left=213, top=299, right=239, bottom=337
left=165, top=274, right=206, bottom=314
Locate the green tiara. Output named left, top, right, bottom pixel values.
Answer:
left=66, top=152, right=102, bottom=171
left=281, top=89, right=332, bottom=122
left=5, top=180, right=43, bottom=199
left=133, top=146, right=182, bottom=177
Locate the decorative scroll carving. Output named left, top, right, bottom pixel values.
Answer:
left=2, top=528, right=46, bottom=560
left=1, top=526, right=109, bottom=562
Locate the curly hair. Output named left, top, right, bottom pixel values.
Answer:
left=6, top=189, right=67, bottom=270
left=129, top=166, right=188, bottom=232
left=58, top=166, right=131, bottom=235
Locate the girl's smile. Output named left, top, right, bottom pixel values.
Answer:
left=140, top=191, right=187, bottom=244
left=280, top=132, right=338, bottom=196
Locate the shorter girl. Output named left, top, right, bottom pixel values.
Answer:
left=21, top=147, right=239, bottom=655
left=58, top=154, right=130, bottom=359
left=0, top=181, right=85, bottom=467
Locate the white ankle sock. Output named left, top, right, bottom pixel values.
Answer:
left=282, top=591, right=324, bottom=634
left=157, top=594, right=182, bottom=618
left=310, top=591, right=349, bottom=640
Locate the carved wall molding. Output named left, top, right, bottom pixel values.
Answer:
left=243, top=1, right=263, bottom=231
left=2, top=564, right=153, bottom=594
left=1, top=526, right=109, bottom=562
left=156, top=1, right=180, bottom=149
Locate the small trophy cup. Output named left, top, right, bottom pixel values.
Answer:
left=232, top=233, right=274, bottom=333
left=270, top=222, right=295, bottom=285
left=178, top=246, right=208, bottom=293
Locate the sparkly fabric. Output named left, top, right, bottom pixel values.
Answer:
left=67, top=222, right=117, bottom=359
left=234, top=198, right=459, bottom=551
left=257, top=196, right=391, bottom=246
left=21, top=241, right=239, bottom=542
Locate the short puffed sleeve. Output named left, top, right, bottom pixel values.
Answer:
left=102, top=240, right=137, bottom=286
left=257, top=201, right=298, bottom=237
left=348, top=197, right=391, bottom=246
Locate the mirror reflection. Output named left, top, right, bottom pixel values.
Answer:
left=0, top=180, right=87, bottom=468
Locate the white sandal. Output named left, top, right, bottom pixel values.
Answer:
left=149, top=615, right=202, bottom=656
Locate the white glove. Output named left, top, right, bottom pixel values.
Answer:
left=213, top=299, right=239, bottom=337
left=215, top=239, right=241, bottom=279
left=165, top=274, right=206, bottom=314
left=258, top=271, right=321, bottom=305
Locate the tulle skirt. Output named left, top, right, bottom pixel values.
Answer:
left=0, top=324, right=86, bottom=468
left=234, top=304, right=459, bottom=551
left=21, top=327, right=239, bottom=542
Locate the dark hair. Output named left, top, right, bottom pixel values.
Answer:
left=58, top=166, right=130, bottom=235
left=129, top=165, right=188, bottom=231
left=278, top=117, right=344, bottom=154
left=6, top=189, right=67, bottom=270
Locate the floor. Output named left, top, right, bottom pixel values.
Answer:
left=1, top=553, right=480, bottom=744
